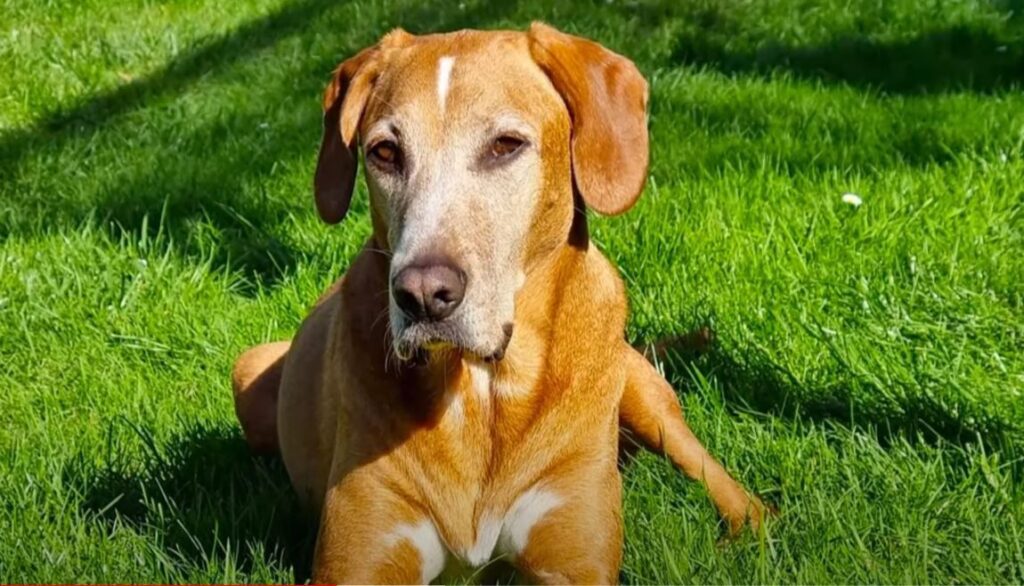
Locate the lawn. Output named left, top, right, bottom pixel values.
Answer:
left=1, top=0, right=1023, bottom=582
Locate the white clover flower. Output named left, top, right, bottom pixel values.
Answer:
left=841, top=193, right=863, bottom=207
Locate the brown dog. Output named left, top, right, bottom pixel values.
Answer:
left=231, top=23, right=765, bottom=584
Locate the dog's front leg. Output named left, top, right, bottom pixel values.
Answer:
left=618, top=344, right=766, bottom=535
left=512, top=470, right=624, bottom=585
left=313, top=478, right=438, bottom=584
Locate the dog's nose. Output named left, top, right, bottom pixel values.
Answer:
left=392, top=262, right=466, bottom=322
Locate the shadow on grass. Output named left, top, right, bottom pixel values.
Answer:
left=3, top=0, right=1020, bottom=295
left=647, top=333, right=1022, bottom=460
left=0, top=0, right=345, bottom=291
left=69, top=424, right=314, bottom=582
left=641, top=0, right=1024, bottom=95
left=0, top=0, right=524, bottom=293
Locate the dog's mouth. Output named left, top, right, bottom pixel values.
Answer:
left=392, top=320, right=513, bottom=365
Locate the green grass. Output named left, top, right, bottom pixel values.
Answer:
left=1, top=0, right=1023, bottom=582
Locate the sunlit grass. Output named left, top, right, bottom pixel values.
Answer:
left=1, top=0, right=1022, bottom=582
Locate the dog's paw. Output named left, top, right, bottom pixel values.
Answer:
left=722, top=493, right=776, bottom=541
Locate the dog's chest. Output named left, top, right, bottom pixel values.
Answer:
left=392, top=360, right=563, bottom=581
left=387, top=485, right=564, bottom=583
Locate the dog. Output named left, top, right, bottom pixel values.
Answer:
left=231, top=23, right=766, bottom=584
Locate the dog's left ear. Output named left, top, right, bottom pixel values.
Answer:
left=528, top=22, right=649, bottom=216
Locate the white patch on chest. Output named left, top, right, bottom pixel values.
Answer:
left=459, top=486, right=564, bottom=566
left=463, top=515, right=503, bottom=567
left=389, top=488, right=563, bottom=580
left=386, top=519, right=448, bottom=584
left=497, top=487, right=563, bottom=556
left=436, top=56, right=455, bottom=113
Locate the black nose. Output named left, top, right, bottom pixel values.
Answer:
left=392, top=261, right=467, bottom=322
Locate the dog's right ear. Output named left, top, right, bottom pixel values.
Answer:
left=314, top=30, right=411, bottom=224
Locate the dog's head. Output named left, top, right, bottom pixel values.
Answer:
left=314, top=24, right=648, bottom=362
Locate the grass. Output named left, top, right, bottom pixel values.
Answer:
left=1, top=0, right=1023, bottom=582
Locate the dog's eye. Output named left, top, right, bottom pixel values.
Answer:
left=491, top=135, right=525, bottom=159
left=369, top=140, right=401, bottom=168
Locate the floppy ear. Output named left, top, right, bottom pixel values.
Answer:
left=314, top=30, right=411, bottom=224
left=528, top=22, right=649, bottom=216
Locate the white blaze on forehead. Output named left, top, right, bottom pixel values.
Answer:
left=437, top=56, right=455, bottom=112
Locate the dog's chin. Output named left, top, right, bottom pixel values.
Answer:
left=392, top=321, right=462, bottom=364
left=392, top=321, right=510, bottom=365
